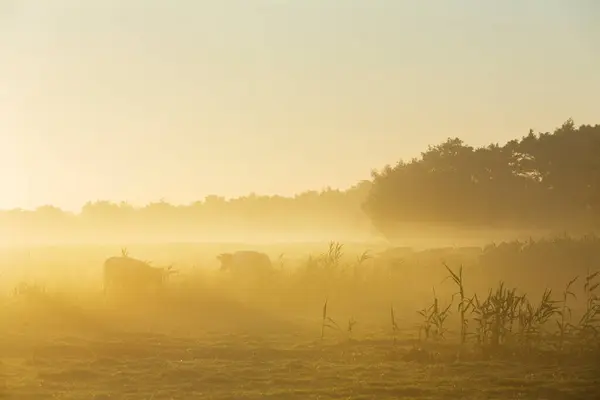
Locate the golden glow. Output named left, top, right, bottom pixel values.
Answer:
left=0, top=123, right=23, bottom=210
left=1, top=2, right=598, bottom=211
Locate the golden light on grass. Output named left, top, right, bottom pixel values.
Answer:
left=1, top=238, right=599, bottom=398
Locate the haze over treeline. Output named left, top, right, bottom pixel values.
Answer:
left=2, top=119, right=599, bottom=245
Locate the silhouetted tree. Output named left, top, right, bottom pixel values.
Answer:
left=1, top=120, right=598, bottom=243
left=363, top=119, right=600, bottom=238
left=0, top=186, right=372, bottom=244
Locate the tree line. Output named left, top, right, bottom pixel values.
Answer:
left=0, top=183, right=374, bottom=244
left=1, top=119, right=598, bottom=243
left=364, top=119, right=600, bottom=238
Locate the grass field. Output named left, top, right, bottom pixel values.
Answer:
left=2, top=331, right=599, bottom=399
left=1, top=241, right=599, bottom=399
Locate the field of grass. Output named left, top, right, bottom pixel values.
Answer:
left=1, top=239, right=599, bottom=399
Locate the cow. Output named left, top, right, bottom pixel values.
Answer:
left=216, top=250, right=274, bottom=278
left=103, top=256, right=176, bottom=296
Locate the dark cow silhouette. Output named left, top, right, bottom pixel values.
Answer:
left=217, top=251, right=274, bottom=278
left=103, top=256, right=175, bottom=295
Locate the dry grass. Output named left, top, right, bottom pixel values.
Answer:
left=1, top=240, right=599, bottom=399
left=2, top=331, right=599, bottom=399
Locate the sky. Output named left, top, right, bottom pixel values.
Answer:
left=1, top=0, right=599, bottom=211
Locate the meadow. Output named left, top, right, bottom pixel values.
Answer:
left=1, top=237, right=599, bottom=399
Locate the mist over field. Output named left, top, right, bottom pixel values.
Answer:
left=2, top=1, right=600, bottom=398
left=2, top=120, right=600, bottom=398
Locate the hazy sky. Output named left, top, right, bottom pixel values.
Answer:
left=1, top=1, right=599, bottom=211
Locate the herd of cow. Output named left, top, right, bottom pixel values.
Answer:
left=102, top=250, right=275, bottom=295
left=101, top=246, right=417, bottom=296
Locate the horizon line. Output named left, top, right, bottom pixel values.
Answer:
left=1, top=180, right=371, bottom=213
